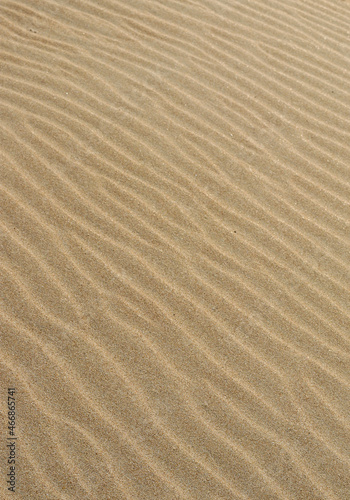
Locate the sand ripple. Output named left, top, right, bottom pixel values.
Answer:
left=1, top=0, right=350, bottom=498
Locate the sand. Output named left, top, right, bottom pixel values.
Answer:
left=1, top=0, right=350, bottom=498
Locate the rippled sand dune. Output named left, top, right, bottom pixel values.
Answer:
left=1, top=0, right=350, bottom=498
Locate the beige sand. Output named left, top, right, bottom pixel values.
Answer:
left=1, top=0, right=350, bottom=498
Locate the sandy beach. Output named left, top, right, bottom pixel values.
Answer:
left=1, top=0, right=350, bottom=498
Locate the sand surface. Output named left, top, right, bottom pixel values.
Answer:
left=1, top=0, right=350, bottom=498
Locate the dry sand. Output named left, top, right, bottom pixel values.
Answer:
left=1, top=0, right=350, bottom=498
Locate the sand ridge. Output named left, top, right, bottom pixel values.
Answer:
left=1, top=0, right=350, bottom=498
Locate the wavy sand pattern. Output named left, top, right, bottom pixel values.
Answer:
left=1, top=0, right=350, bottom=498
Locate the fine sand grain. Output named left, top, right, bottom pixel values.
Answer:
left=1, top=0, right=350, bottom=498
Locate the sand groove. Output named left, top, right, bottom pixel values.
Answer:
left=1, top=0, right=350, bottom=498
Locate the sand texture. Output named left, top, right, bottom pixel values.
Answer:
left=1, top=0, right=350, bottom=498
